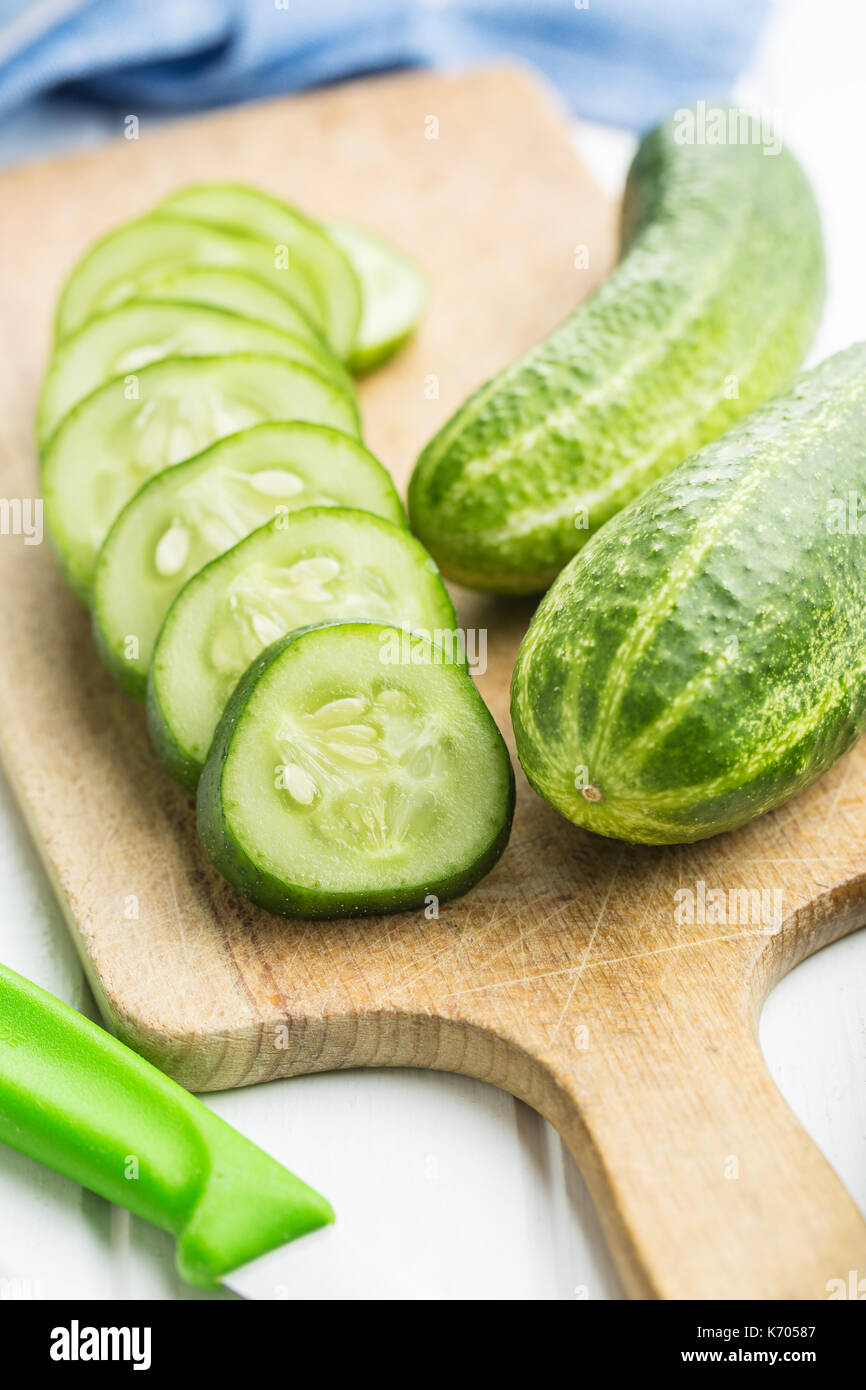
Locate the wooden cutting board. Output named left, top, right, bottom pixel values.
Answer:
left=0, top=65, right=864, bottom=1301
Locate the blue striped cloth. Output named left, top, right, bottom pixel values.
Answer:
left=0, top=0, right=769, bottom=131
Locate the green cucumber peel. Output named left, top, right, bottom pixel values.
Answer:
left=327, top=221, right=426, bottom=373
left=37, top=297, right=352, bottom=450
left=157, top=183, right=362, bottom=360
left=55, top=213, right=326, bottom=342
left=409, top=105, right=825, bottom=593
left=147, top=506, right=458, bottom=789
left=139, top=265, right=328, bottom=345
left=197, top=621, right=515, bottom=918
left=41, top=353, right=360, bottom=601
left=512, top=343, right=866, bottom=845
left=93, top=423, right=405, bottom=699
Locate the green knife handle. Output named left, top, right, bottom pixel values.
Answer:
left=0, top=962, right=333, bottom=1286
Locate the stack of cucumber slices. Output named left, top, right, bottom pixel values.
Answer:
left=40, top=183, right=514, bottom=918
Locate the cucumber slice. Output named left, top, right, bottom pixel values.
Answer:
left=37, top=300, right=352, bottom=450
left=93, top=423, right=405, bottom=698
left=158, top=184, right=362, bottom=361
left=139, top=266, right=324, bottom=344
left=328, top=222, right=426, bottom=373
left=197, top=621, right=514, bottom=918
left=42, top=355, right=360, bottom=600
left=55, top=214, right=325, bottom=341
left=147, top=508, right=457, bottom=790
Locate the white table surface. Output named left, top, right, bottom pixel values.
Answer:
left=1, top=0, right=864, bottom=1300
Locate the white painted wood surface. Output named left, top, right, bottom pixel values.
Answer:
left=0, top=0, right=864, bottom=1300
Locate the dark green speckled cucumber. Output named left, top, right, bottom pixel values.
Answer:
left=512, top=344, right=866, bottom=845
left=409, top=106, right=825, bottom=593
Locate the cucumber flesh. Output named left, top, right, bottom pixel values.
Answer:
left=158, top=184, right=362, bottom=361
left=197, top=622, right=515, bottom=918
left=328, top=221, right=426, bottom=373
left=139, top=266, right=325, bottom=345
left=93, top=423, right=406, bottom=698
left=37, top=300, right=351, bottom=449
left=42, top=355, right=360, bottom=599
left=147, top=507, right=457, bottom=790
left=55, top=214, right=325, bottom=341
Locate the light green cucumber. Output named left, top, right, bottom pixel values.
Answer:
left=139, top=265, right=325, bottom=343
left=55, top=214, right=325, bottom=341
left=93, top=423, right=405, bottom=698
left=328, top=222, right=426, bottom=373
left=158, top=184, right=362, bottom=360
left=409, top=106, right=825, bottom=592
left=197, top=621, right=515, bottom=918
left=42, top=354, right=359, bottom=600
left=147, top=507, right=457, bottom=790
left=37, top=299, right=351, bottom=449
left=511, top=344, right=866, bottom=846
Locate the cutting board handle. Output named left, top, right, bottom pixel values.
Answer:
left=499, top=939, right=866, bottom=1300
